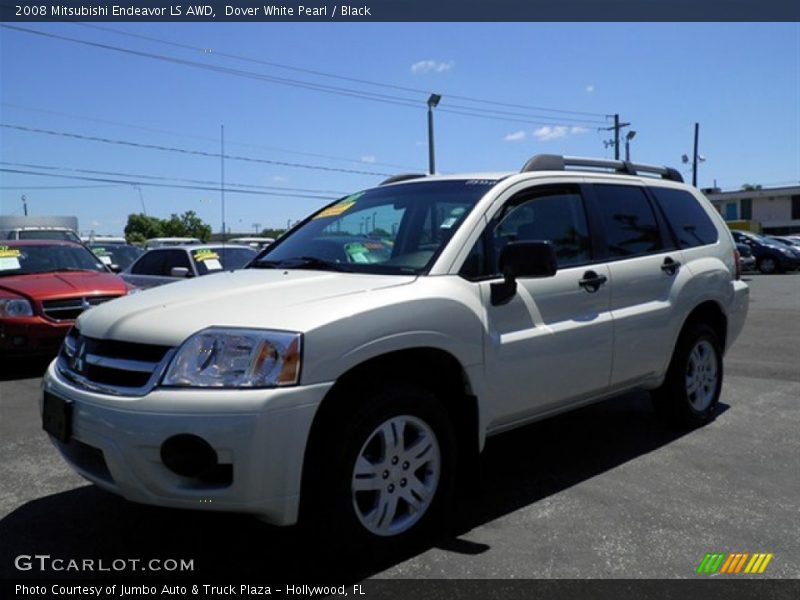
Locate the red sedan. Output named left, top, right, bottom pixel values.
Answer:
left=0, top=240, right=129, bottom=354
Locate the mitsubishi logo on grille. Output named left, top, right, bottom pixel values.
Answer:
left=72, top=339, right=87, bottom=374
left=81, top=297, right=92, bottom=311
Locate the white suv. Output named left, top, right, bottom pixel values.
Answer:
left=42, top=155, right=749, bottom=547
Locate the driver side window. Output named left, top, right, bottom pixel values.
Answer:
left=460, top=188, right=591, bottom=279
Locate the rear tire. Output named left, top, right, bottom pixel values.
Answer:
left=300, top=383, right=456, bottom=552
left=652, top=323, right=723, bottom=428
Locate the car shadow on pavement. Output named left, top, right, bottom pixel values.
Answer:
left=0, top=391, right=728, bottom=582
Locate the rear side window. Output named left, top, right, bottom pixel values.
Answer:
left=594, top=184, right=662, bottom=258
left=131, top=251, right=165, bottom=275
left=650, top=187, right=719, bottom=248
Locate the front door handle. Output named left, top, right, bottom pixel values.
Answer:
left=661, top=256, right=681, bottom=275
left=579, top=270, right=608, bottom=293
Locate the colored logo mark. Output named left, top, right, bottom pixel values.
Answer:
left=696, top=553, right=774, bottom=574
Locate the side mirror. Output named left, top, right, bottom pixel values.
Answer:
left=170, top=267, right=190, bottom=278
left=109, top=264, right=122, bottom=274
left=491, top=241, right=558, bottom=306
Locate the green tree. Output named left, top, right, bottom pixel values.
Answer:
left=260, top=227, right=287, bottom=240
left=124, top=211, right=212, bottom=243
left=124, top=213, right=163, bottom=242
left=162, top=211, right=212, bottom=241
left=741, top=183, right=762, bottom=191
left=180, top=210, right=212, bottom=241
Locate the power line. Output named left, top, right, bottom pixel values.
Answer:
left=1, top=25, right=607, bottom=128
left=0, top=102, right=424, bottom=171
left=78, top=23, right=608, bottom=118
left=0, top=161, right=350, bottom=195
left=0, top=168, right=339, bottom=200
left=0, top=184, right=126, bottom=190
left=0, top=123, right=395, bottom=177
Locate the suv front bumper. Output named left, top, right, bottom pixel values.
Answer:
left=42, top=360, right=332, bottom=525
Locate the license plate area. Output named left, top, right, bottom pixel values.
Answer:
left=42, top=391, right=73, bottom=443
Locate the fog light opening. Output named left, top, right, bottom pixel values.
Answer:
left=160, top=434, right=218, bottom=478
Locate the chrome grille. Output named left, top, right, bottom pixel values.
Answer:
left=43, top=295, right=121, bottom=321
left=58, top=329, right=174, bottom=396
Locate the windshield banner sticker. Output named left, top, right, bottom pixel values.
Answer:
left=193, top=249, right=220, bottom=262
left=313, top=193, right=364, bottom=220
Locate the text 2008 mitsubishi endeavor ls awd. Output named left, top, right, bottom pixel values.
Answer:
left=42, top=155, right=749, bottom=548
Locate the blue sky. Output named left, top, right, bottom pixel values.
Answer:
left=1, top=23, right=798, bottom=236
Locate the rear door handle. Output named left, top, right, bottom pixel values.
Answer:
left=661, top=257, right=681, bottom=275
left=579, top=270, right=607, bottom=293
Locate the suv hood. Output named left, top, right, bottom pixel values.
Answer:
left=0, top=271, right=127, bottom=301
left=77, top=269, right=416, bottom=346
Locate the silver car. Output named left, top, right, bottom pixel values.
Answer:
left=122, top=244, right=256, bottom=289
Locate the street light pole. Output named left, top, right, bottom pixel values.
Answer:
left=427, top=94, right=441, bottom=175
left=625, top=130, right=637, bottom=162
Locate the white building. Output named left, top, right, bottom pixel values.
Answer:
left=705, top=185, right=800, bottom=234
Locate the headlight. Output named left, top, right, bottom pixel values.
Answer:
left=0, top=298, right=33, bottom=317
left=779, top=248, right=793, bottom=256
left=162, top=328, right=302, bottom=388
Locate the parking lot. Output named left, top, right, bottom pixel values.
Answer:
left=1, top=273, right=798, bottom=581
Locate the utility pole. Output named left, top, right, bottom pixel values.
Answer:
left=692, top=122, right=700, bottom=187
left=600, top=114, right=630, bottom=160
left=220, top=124, right=226, bottom=242
left=21, top=194, right=28, bottom=216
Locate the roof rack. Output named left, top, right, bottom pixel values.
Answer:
left=380, top=173, right=427, bottom=186
left=521, top=154, right=683, bottom=183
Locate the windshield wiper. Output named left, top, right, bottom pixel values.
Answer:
left=252, top=256, right=351, bottom=272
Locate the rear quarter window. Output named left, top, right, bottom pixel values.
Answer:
left=650, top=187, right=719, bottom=248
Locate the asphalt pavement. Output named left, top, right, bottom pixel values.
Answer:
left=1, top=273, right=798, bottom=581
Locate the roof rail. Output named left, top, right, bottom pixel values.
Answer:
left=521, top=154, right=683, bottom=183
left=380, top=173, right=427, bottom=186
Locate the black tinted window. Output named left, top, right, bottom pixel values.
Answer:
left=162, top=250, right=192, bottom=275
left=651, top=188, right=718, bottom=248
left=131, top=250, right=166, bottom=275
left=594, top=185, right=662, bottom=257
left=484, top=189, right=591, bottom=274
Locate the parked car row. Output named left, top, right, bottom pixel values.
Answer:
left=730, top=230, right=800, bottom=273
left=0, top=238, right=260, bottom=355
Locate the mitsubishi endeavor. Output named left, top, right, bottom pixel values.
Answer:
left=42, top=155, right=749, bottom=548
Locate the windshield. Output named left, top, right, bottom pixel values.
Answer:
left=90, top=245, right=143, bottom=271
left=0, top=244, right=107, bottom=277
left=251, top=180, right=495, bottom=274
left=192, top=247, right=257, bottom=275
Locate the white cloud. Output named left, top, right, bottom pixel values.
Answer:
left=533, top=126, right=569, bottom=141
left=411, top=60, right=455, bottom=74
left=360, top=155, right=376, bottom=164
left=531, top=125, right=589, bottom=141
left=585, top=85, right=595, bottom=93
left=91, top=220, right=102, bottom=227
left=504, top=130, right=527, bottom=142
left=272, top=175, right=287, bottom=182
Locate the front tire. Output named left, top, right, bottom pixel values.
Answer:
left=652, top=324, right=723, bottom=427
left=758, top=256, right=780, bottom=274
left=301, top=383, right=456, bottom=551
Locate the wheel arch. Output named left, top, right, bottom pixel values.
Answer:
left=299, top=347, right=480, bottom=515
left=678, top=300, right=728, bottom=356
